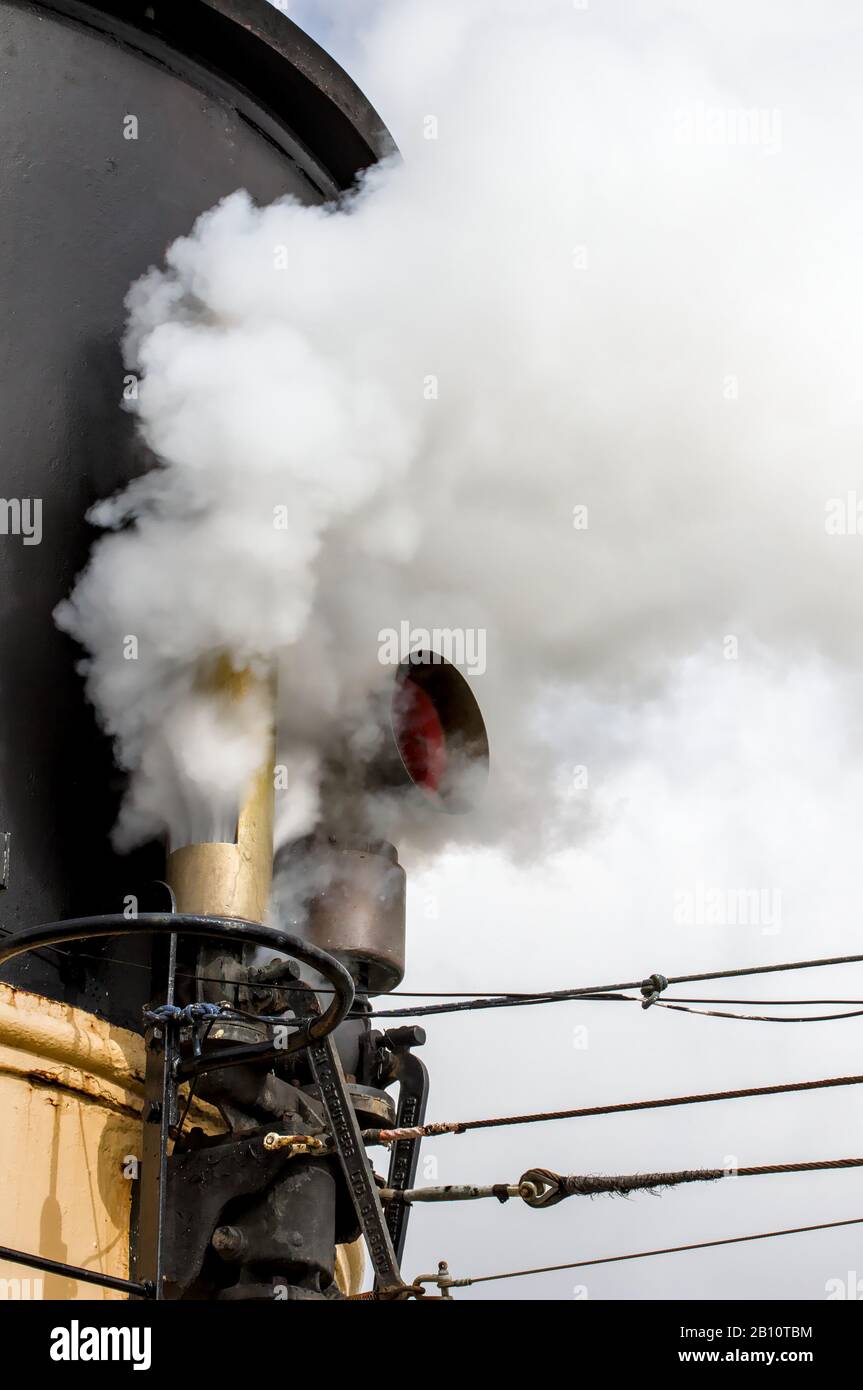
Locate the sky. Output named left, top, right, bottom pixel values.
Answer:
left=250, top=0, right=863, bottom=1301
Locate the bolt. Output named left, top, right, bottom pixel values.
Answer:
left=211, top=1225, right=247, bottom=1262
left=289, top=1231, right=305, bottom=1249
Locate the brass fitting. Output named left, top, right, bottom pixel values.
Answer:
left=263, top=1132, right=328, bottom=1156
left=167, top=657, right=275, bottom=922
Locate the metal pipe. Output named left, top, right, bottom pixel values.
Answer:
left=167, top=660, right=275, bottom=922
left=380, top=1183, right=538, bottom=1204
left=0, top=1243, right=152, bottom=1298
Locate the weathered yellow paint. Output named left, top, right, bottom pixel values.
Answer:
left=335, top=1237, right=366, bottom=1296
left=0, top=983, right=363, bottom=1299
left=0, top=982, right=151, bottom=1300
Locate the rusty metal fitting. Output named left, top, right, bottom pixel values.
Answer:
left=640, top=972, right=669, bottom=1009
left=413, top=1260, right=466, bottom=1298
left=518, top=1168, right=567, bottom=1208
left=516, top=1179, right=541, bottom=1203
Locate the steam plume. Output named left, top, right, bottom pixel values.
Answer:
left=55, top=0, right=863, bottom=863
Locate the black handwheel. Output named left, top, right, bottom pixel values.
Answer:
left=0, top=913, right=355, bottom=1052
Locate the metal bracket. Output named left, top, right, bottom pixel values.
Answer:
left=382, top=1026, right=429, bottom=1266
left=306, top=1024, right=404, bottom=1292
left=134, top=933, right=179, bottom=1299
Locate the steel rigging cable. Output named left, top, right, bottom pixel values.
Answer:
left=415, top=1215, right=863, bottom=1292
left=368, top=949, right=863, bottom=1017
left=378, top=1156, right=863, bottom=1206
left=361, top=1070, right=863, bottom=1144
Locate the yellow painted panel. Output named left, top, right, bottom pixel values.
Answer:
left=0, top=983, right=364, bottom=1299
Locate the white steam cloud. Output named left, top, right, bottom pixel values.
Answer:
left=55, top=0, right=863, bottom=864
